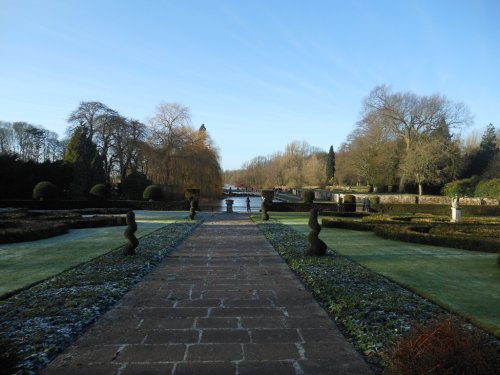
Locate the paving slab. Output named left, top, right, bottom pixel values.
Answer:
left=43, top=213, right=372, bottom=375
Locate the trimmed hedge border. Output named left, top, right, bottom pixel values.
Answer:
left=373, top=225, right=499, bottom=254
left=0, top=216, right=127, bottom=244
left=321, top=218, right=500, bottom=253
left=0, top=200, right=189, bottom=211
left=374, top=204, right=500, bottom=216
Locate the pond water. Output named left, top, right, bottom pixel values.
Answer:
left=207, top=196, right=264, bottom=213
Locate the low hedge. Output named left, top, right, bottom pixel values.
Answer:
left=322, top=218, right=375, bottom=231
left=0, top=200, right=188, bottom=211
left=0, top=215, right=126, bottom=244
left=0, top=221, right=69, bottom=244
left=374, top=204, right=500, bottom=216
left=322, top=218, right=499, bottom=253
left=322, top=211, right=370, bottom=218
left=373, top=225, right=499, bottom=253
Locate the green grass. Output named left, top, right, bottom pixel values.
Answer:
left=266, top=212, right=500, bottom=336
left=0, top=210, right=191, bottom=297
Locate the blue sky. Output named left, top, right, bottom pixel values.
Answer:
left=1, top=0, right=499, bottom=170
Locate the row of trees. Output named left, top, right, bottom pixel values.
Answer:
left=1, top=101, right=223, bottom=199
left=336, top=86, right=499, bottom=194
left=223, top=141, right=329, bottom=188
left=0, top=121, right=63, bottom=162
left=227, top=85, right=498, bottom=196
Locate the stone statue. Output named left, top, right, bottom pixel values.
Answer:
left=307, top=208, right=327, bottom=256
left=189, top=198, right=196, bottom=220
left=123, top=211, right=139, bottom=256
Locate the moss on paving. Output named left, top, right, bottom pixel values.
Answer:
left=268, top=212, right=500, bottom=337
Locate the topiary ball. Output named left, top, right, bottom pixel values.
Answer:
left=33, top=181, right=58, bottom=201
left=143, top=185, right=163, bottom=201
left=89, top=183, right=110, bottom=200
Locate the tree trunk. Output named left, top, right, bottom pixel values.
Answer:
left=418, top=183, right=423, bottom=196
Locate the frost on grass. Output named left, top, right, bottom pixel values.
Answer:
left=0, top=222, right=197, bottom=375
left=258, top=222, right=444, bottom=367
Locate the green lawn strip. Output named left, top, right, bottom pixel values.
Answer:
left=0, top=219, right=181, bottom=297
left=0, top=220, right=199, bottom=374
left=269, top=212, right=500, bottom=336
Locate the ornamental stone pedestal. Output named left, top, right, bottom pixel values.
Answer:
left=451, top=207, right=462, bottom=222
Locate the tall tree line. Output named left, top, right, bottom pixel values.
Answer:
left=226, top=85, right=497, bottom=195
left=224, top=141, right=328, bottom=189
left=0, top=121, right=63, bottom=162
left=1, top=101, right=223, bottom=199
left=335, top=86, right=498, bottom=195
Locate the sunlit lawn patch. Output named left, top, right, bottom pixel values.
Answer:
left=266, top=212, right=500, bottom=336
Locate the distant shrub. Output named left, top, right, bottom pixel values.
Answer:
left=143, top=185, right=163, bottom=201
left=369, top=195, right=380, bottom=206
left=475, top=178, right=500, bottom=200
left=343, top=194, right=355, bottom=203
left=32, top=181, right=58, bottom=201
left=121, top=172, right=151, bottom=200
left=89, top=183, right=110, bottom=200
left=185, top=188, right=200, bottom=201
left=261, top=189, right=274, bottom=203
left=442, top=177, right=478, bottom=198
left=342, top=194, right=356, bottom=212
left=384, top=316, right=500, bottom=375
left=302, top=189, right=315, bottom=204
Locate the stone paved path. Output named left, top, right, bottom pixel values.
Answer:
left=44, top=214, right=372, bottom=375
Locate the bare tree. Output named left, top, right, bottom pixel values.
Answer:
left=363, top=85, right=472, bottom=151
left=362, top=85, right=471, bottom=191
left=399, top=135, right=462, bottom=195
left=67, top=101, right=117, bottom=139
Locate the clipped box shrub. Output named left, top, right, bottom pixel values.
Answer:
left=342, top=194, right=356, bottom=212
left=369, top=195, right=380, bottom=206
left=185, top=188, right=200, bottom=201
left=301, top=189, right=315, bottom=204
left=261, top=189, right=274, bottom=203
left=120, top=172, right=151, bottom=200
left=143, top=185, right=163, bottom=201
left=89, top=183, right=110, bottom=200
left=32, top=181, right=58, bottom=201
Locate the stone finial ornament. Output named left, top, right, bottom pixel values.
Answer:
left=261, top=197, right=270, bottom=221
left=307, top=208, right=327, bottom=256
left=123, top=211, right=139, bottom=256
left=189, top=198, right=196, bottom=220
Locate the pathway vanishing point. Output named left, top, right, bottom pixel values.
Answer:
left=43, top=214, right=372, bottom=375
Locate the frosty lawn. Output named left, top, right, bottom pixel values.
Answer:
left=268, top=212, right=500, bottom=336
left=0, top=211, right=190, bottom=297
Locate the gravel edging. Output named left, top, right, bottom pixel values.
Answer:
left=0, top=221, right=199, bottom=375
left=256, top=221, right=448, bottom=372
